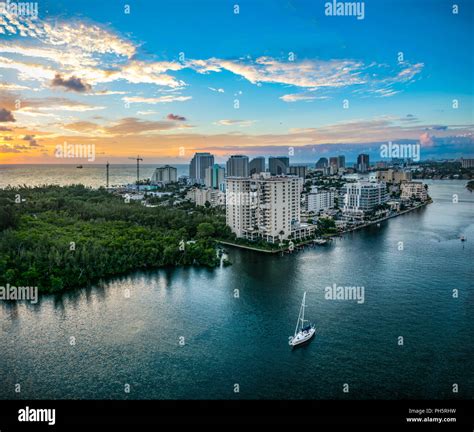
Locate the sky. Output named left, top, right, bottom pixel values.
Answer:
left=0, top=0, right=473, bottom=164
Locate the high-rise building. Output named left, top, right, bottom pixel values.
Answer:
left=329, top=157, right=339, bottom=168
left=151, top=165, right=177, bottom=184
left=338, top=155, right=346, bottom=169
left=461, top=158, right=474, bottom=168
left=226, top=174, right=312, bottom=243
left=205, top=164, right=225, bottom=190
left=268, top=156, right=289, bottom=175
left=226, top=155, right=249, bottom=177
left=342, top=181, right=388, bottom=217
left=315, top=157, right=328, bottom=169
left=288, top=165, right=307, bottom=179
left=190, top=152, right=214, bottom=184
left=357, top=154, right=370, bottom=173
left=249, top=157, right=266, bottom=175
left=401, top=182, right=428, bottom=201
left=305, top=187, right=335, bottom=213
left=329, top=157, right=339, bottom=174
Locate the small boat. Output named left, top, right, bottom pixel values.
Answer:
left=289, top=292, right=316, bottom=348
left=314, top=238, right=328, bottom=245
left=76, top=165, right=83, bottom=169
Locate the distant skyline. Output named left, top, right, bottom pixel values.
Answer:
left=0, top=0, right=473, bottom=164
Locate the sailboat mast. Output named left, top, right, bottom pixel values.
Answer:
left=301, top=291, right=306, bottom=327
left=294, top=292, right=307, bottom=336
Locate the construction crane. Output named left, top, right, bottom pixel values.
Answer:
left=128, top=155, right=143, bottom=191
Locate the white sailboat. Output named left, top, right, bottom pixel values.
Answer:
left=288, top=292, right=316, bottom=347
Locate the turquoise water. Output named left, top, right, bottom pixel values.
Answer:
left=0, top=180, right=472, bottom=399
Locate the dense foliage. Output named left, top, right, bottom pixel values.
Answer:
left=0, top=185, right=233, bottom=293
left=317, top=217, right=337, bottom=235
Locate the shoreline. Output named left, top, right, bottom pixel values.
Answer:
left=218, top=199, right=432, bottom=254
left=327, top=199, right=432, bottom=238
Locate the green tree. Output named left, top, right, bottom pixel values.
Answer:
left=196, top=222, right=215, bottom=238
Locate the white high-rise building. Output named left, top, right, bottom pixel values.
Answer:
left=342, top=181, right=388, bottom=218
left=305, top=187, right=335, bottom=213
left=226, top=174, right=313, bottom=243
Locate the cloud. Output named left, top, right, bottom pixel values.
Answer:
left=63, top=121, right=100, bottom=133
left=62, top=116, right=192, bottom=137
left=0, top=145, right=22, bottom=153
left=289, top=128, right=318, bottom=134
left=280, top=93, right=329, bottom=103
left=104, top=117, right=188, bottom=135
left=400, top=114, right=419, bottom=122
left=92, top=90, right=129, bottom=96
left=51, top=73, right=92, bottom=93
left=123, top=95, right=192, bottom=105
left=22, top=134, right=40, bottom=147
left=0, top=10, right=423, bottom=102
left=394, top=62, right=424, bottom=82
left=0, top=126, right=13, bottom=131
left=189, top=56, right=423, bottom=99
left=115, top=60, right=186, bottom=88
left=0, top=15, right=184, bottom=89
left=0, top=55, right=56, bottom=81
left=371, top=88, right=401, bottom=98
left=431, top=125, right=448, bottom=131
left=0, top=108, right=16, bottom=122
left=215, top=119, right=256, bottom=127
left=19, top=97, right=105, bottom=113
left=189, top=57, right=367, bottom=89
left=0, top=13, right=136, bottom=58
left=137, top=110, right=159, bottom=116
left=419, top=132, right=434, bottom=146
left=0, top=82, right=31, bottom=91
left=167, top=113, right=186, bottom=121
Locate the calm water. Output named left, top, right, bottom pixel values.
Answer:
left=0, top=180, right=473, bottom=399
left=0, top=164, right=190, bottom=188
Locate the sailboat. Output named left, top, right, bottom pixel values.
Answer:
left=288, top=292, right=316, bottom=348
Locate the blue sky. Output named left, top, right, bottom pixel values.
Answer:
left=0, top=0, right=472, bottom=163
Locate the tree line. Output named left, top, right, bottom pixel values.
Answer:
left=0, top=185, right=233, bottom=293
